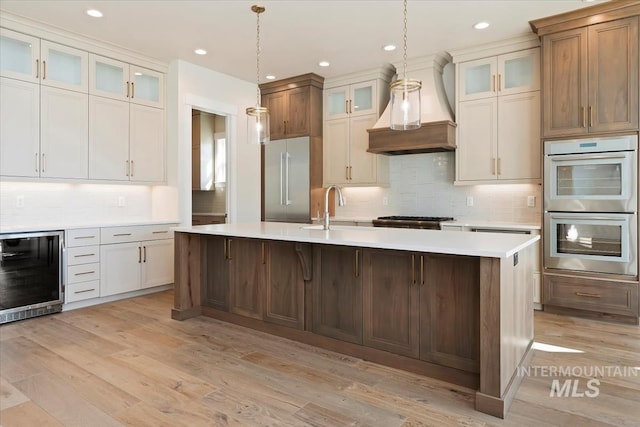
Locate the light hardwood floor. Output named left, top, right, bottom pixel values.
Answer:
left=1, top=290, right=638, bottom=426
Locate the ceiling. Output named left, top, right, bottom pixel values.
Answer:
left=0, top=0, right=605, bottom=82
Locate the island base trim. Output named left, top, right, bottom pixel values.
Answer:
left=475, top=341, right=534, bottom=418
left=201, top=306, right=480, bottom=390
left=171, top=306, right=201, bottom=320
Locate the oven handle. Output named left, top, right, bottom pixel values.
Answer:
left=549, top=215, right=629, bottom=222
left=550, top=154, right=627, bottom=162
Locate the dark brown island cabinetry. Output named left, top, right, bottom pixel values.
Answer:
left=173, top=228, right=536, bottom=419
left=531, top=6, right=639, bottom=138
left=311, top=245, right=363, bottom=344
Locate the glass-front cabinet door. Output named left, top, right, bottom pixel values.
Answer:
left=0, top=28, right=40, bottom=83
left=325, top=84, right=349, bottom=120
left=459, top=57, right=497, bottom=101
left=498, top=48, right=540, bottom=96
left=89, top=54, right=128, bottom=101
left=349, top=80, right=376, bottom=117
left=130, top=65, right=163, bottom=108
left=40, top=40, right=88, bottom=93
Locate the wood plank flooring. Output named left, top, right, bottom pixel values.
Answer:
left=1, top=290, right=638, bottom=426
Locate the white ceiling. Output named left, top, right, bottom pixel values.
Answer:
left=0, top=0, right=605, bottom=82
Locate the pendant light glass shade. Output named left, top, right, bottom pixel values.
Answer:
left=390, top=0, right=421, bottom=131
left=390, top=78, right=421, bottom=130
left=246, top=105, right=270, bottom=145
left=247, top=5, right=269, bottom=144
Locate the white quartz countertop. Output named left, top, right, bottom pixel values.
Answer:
left=173, top=222, right=540, bottom=258
left=442, top=220, right=541, bottom=231
left=0, top=219, right=180, bottom=234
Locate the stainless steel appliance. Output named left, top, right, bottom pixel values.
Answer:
left=372, top=216, right=454, bottom=230
left=544, top=135, right=637, bottom=212
left=0, top=230, right=64, bottom=324
left=264, top=136, right=310, bottom=222
left=544, top=134, right=638, bottom=276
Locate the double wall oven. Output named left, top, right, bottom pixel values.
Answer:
left=543, top=135, right=638, bottom=276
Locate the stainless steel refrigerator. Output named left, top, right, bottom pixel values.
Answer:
left=263, top=136, right=310, bottom=222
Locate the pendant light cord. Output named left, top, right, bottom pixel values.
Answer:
left=402, top=0, right=408, bottom=80
left=256, top=8, right=261, bottom=106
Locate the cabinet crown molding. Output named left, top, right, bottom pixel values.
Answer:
left=324, top=64, right=396, bottom=89
left=530, top=0, right=640, bottom=36
left=259, top=73, right=324, bottom=95
left=450, top=35, right=540, bottom=64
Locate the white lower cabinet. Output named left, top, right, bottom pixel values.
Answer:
left=100, top=224, right=174, bottom=297
left=64, top=228, right=101, bottom=303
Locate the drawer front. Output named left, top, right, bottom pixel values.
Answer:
left=101, top=226, right=142, bottom=244
left=66, top=245, right=100, bottom=265
left=66, top=228, right=100, bottom=247
left=65, top=280, right=100, bottom=303
left=544, top=274, right=639, bottom=317
left=139, top=223, right=176, bottom=241
left=67, top=263, right=100, bottom=284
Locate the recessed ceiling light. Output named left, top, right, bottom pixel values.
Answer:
left=318, top=61, right=330, bottom=67
left=86, top=9, right=103, bottom=18
left=383, top=44, right=397, bottom=52
left=265, top=75, right=276, bottom=80
left=194, top=48, right=207, bottom=55
left=473, top=21, right=490, bottom=30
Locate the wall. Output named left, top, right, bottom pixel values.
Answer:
left=170, top=60, right=260, bottom=224
left=335, top=152, right=542, bottom=224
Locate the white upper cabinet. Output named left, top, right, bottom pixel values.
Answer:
left=0, top=29, right=88, bottom=92
left=0, top=29, right=40, bottom=83
left=325, top=80, right=377, bottom=120
left=89, top=54, right=163, bottom=108
left=458, top=48, right=540, bottom=101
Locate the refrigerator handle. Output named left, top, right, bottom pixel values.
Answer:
left=280, top=152, right=285, bottom=206
left=285, top=152, right=292, bottom=205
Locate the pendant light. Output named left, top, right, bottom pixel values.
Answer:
left=389, top=0, right=421, bottom=130
left=246, top=5, right=270, bottom=144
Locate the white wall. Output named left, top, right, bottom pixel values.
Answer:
left=336, top=152, right=542, bottom=224
left=169, top=60, right=260, bottom=224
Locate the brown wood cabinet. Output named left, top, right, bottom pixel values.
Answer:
left=260, top=74, right=324, bottom=141
left=311, top=245, right=363, bottom=344
left=362, top=248, right=419, bottom=358
left=263, top=241, right=309, bottom=330
left=540, top=16, right=639, bottom=137
left=201, top=235, right=229, bottom=311
left=421, top=254, right=480, bottom=373
left=228, top=238, right=264, bottom=319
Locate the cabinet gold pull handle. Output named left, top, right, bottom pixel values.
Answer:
left=152, top=230, right=168, bottom=234
left=492, top=74, right=496, bottom=92
left=420, top=255, right=424, bottom=285
left=126, top=81, right=130, bottom=98
left=411, top=254, right=416, bottom=285
left=35, top=59, right=39, bottom=78
left=346, top=166, right=349, bottom=180
left=345, top=100, right=349, bottom=114
left=35, top=153, right=38, bottom=172
left=497, top=73, right=501, bottom=92
left=125, top=160, right=129, bottom=176
left=131, top=82, right=135, bottom=99
left=75, top=288, right=96, bottom=294
left=261, top=242, right=266, bottom=264
left=41, top=153, right=45, bottom=173
left=143, top=246, right=146, bottom=262
left=588, top=105, right=593, bottom=127
left=223, top=238, right=227, bottom=259
left=113, top=233, right=132, bottom=237
left=497, top=158, right=501, bottom=175
left=42, top=60, right=46, bottom=79
left=581, top=106, right=586, bottom=128
left=283, top=120, right=287, bottom=135
left=491, top=158, right=496, bottom=175
left=227, top=239, right=232, bottom=260
left=74, top=271, right=95, bottom=276
left=138, top=246, right=141, bottom=263
left=575, top=291, right=601, bottom=298
left=130, top=160, right=134, bottom=177
left=354, top=249, right=360, bottom=278
left=349, top=166, right=352, bottom=180
left=75, top=236, right=95, bottom=240
left=74, top=253, right=95, bottom=258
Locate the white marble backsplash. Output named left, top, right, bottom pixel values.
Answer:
left=335, top=152, right=542, bottom=224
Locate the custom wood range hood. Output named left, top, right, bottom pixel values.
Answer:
left=368, top=53, right=457, bottom=155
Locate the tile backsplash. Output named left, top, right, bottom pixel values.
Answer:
left=335, top=152, right=542, bottom=224
left=0, top=182, right=178, bottom=228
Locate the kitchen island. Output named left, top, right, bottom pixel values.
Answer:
left=171, top=222, right=539, bottom=418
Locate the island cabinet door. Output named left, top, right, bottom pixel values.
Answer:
left=228, top=238, right=264, bottom=319
left=311, top=245, right=363, bottom=344
left=420, top=254, right=481, bottom=373
left=201, top=235, right=229, bottom=311
left=263, top=241, right=307, bottom=330
left=362, top=249, right=419, bottom=358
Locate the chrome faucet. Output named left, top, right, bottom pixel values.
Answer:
left=324, top=185, right=346, bottom=230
